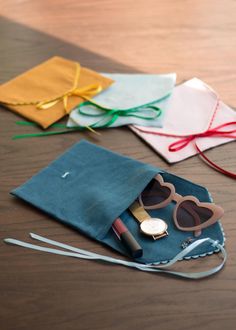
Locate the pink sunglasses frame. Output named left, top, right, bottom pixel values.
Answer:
left=138, top=174, right=224, bottom=237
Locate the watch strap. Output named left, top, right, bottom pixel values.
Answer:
left=129, top=201, right=150, bottom=223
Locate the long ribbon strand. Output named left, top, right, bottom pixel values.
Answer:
left=12, top=121, right=100, bottom=139
left=4, top=233, right=226, bottom=279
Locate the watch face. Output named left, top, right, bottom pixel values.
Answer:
left=140, top=218, right=167, bottom=236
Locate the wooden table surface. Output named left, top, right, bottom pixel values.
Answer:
left=0, top=1, right=235, bottom=329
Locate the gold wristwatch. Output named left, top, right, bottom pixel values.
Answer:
left=129, top=201, right=168, bottom=240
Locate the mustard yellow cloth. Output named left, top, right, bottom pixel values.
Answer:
left=0, top=56, right=113, bottom=128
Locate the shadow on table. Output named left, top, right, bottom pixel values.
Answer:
left=0, top=15, right=141, bottom=83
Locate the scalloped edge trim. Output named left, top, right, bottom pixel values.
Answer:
left=151, top=220, right=226, bottom=265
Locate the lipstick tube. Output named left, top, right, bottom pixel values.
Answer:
left=112, top=218, right=143, bottom=258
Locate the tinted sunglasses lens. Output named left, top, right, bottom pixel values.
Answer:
left=176, top=200, right=213, bottom=228
left=141, top=179, right=171, bottom=206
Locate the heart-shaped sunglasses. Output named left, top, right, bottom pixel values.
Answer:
left=138, top=174, right=224, bottom=237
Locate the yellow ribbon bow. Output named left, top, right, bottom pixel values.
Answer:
left=36, top=63, right=102, bottom=113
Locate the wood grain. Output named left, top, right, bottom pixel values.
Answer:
left=0, top=1, right=235, bottom=329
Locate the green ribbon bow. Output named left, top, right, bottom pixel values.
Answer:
left=75, top=91, right=173, bottom=128
left=12, top=92, right=171, bottom=139
left=76, top=101, right=163, bottom=128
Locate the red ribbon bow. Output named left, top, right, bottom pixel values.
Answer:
left=169, top=121, right=236, bottom=151
left=135, top=120, right=236, bottom=179
left=168, top=121, right=236, bottom=179
left=135, top=90, right=236, bottom=178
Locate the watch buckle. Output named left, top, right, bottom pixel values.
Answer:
left=152, top=230, right=168, bottom=240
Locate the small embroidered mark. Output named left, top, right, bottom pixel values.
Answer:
left=61, top=171, right=70, bottom=178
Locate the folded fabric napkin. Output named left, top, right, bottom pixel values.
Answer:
left=67, top=73, right=176, bottom=129
left=0, top=56, right=113, bottom=128
left=11, top=140, right=224, bottom=265
left=130, top=78, right=236, bottom=163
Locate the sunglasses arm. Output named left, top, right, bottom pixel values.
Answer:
left=185, top=207, right=202, bottom=237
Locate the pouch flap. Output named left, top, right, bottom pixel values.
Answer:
left=11, top=140, right=160, bottom=239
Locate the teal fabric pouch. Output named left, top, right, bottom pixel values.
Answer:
left=11, top=140, right=224, bottom=264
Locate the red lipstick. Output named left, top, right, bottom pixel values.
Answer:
left=112, top=218, right=143, bottom=258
